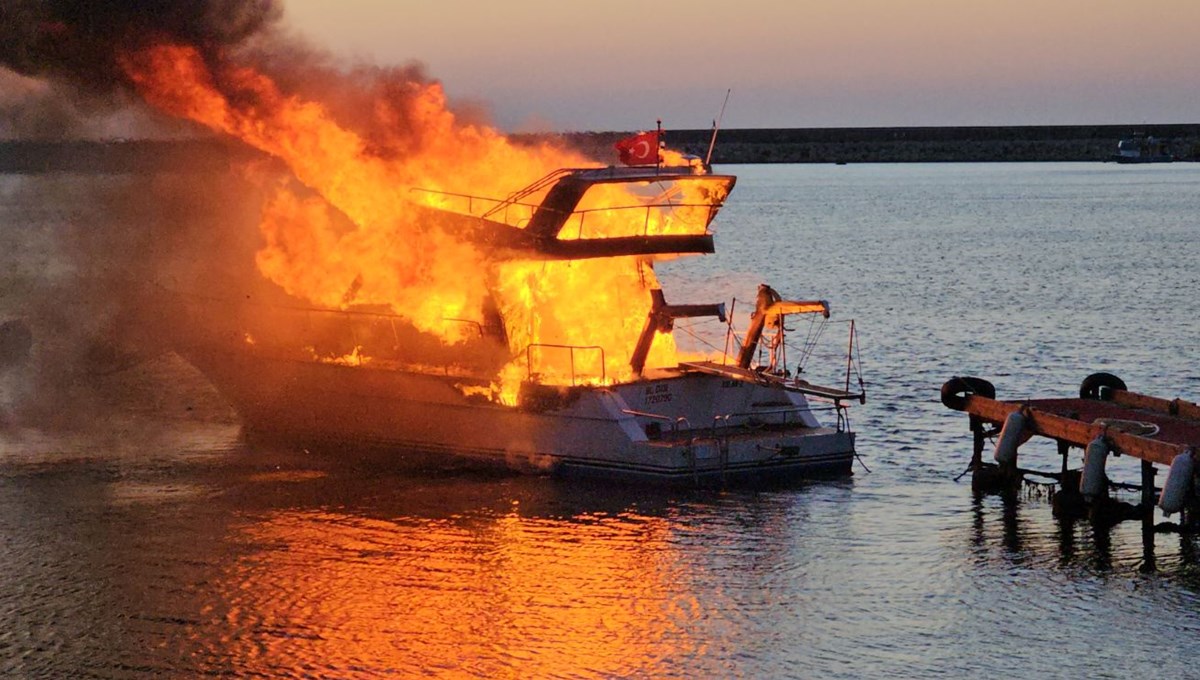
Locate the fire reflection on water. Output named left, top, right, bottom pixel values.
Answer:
left=198, top=498, right=694, bottom=676
left=4, top=412, right=1199, bottom=678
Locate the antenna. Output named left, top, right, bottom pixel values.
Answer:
left=705, top=88, right=732, bottom=167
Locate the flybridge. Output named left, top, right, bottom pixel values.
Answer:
left=409, top=165, right=735, bottom=261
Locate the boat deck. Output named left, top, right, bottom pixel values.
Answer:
left=679, top=361, right=864, bottom=403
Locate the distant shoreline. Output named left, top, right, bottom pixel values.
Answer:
left=1, top=124, right=1198, bottom=172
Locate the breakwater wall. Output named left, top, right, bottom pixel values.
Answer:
left=550, top=124, right=1200, bottom=164
left=2, top=124, right=1199, bottom=173
left=0, top=139, right=263, bottom=174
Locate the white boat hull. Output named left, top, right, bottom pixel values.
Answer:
left=181, top=345, right=856, bottom=484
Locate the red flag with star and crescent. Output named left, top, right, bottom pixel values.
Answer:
left=614, top=130, right=660, bottom=166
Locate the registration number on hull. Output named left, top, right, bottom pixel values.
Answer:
left=644, top=383, right=672, bottom=404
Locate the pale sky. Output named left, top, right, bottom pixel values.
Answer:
left=284, top=0, right=1199, bottom=132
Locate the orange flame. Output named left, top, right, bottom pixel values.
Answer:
left=121, top=43, right=700, bottom=401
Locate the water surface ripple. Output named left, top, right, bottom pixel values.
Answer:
left=3, top=163, right=1199, bottom=677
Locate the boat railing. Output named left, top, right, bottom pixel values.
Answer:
left=526, top=343, right=606, bottom=386
left=632, top=403, right=842, bottom=440
left=564, top=202, right=716, bottom=240
left=714, top=405, right=822, bottom=429
left=836, top=403, right=850, bottom=433
left=410, top=187, right=717, bottom=238
left=408, top=187, right=541, bottom=228
left=482, top=168, right=575, bottom=220
left=711, top=414, right=732, bottom=437
left=621, top=410, right=691, bottom=436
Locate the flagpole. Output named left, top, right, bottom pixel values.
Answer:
left=656, top=118, right=663, bottom=175
left=705, top=88, right=732, bottom=167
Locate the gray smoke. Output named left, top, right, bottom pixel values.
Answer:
left=0, top=2, right=289, bottom=428
left=0, top=1, right=517, bottom=430
left=0, top=166, right=272, bottom=427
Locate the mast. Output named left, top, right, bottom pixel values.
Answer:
left=705, top=89, right=732, bottom=167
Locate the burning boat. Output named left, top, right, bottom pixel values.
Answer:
left=157, top=162, right=866, bottom=484
left=0, top=32, right=865, bottom=483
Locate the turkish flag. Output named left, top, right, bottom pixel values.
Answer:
left=614, top=131, right=660, bottom=165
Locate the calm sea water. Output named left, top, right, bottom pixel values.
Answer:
left=3, top=163, right=1200, bottom=678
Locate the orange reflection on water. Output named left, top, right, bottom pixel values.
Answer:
left=208, top=506, right=695, bottom=677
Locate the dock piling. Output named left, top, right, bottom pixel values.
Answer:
left=970, top=415, right=985, bottom=470
left=1141, top=461, right=1158, bottom=571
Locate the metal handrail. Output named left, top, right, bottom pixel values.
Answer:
left=714, top=404, right=817, bottom=429
left=621, top=408, right=674, bottom=423
left=525, top=343, right=606, bottom=386
left=621, top=410, right=689, bottom=437
left=408, top=187, right=540, bottom=227
left=836, top=404, right=850, bottom=433
left=567, top=202, right=715, bottom=239
left=711, top=413, right=732, bottom=436
left=483, top=168, right=574, bottom=219
left=409, top=187, right=718, bottom=238
left=727, top=405, right=812, bottom=418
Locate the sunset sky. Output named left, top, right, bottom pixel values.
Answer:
left=285, top=0, right=1200, bottom=132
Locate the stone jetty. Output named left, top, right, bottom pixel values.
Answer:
left=2, top=124, right=1199, bottom=173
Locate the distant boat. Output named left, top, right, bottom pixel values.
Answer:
left=1111, top=136, right=1174, bottom=164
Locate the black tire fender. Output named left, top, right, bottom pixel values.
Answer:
left=1079, top=372, right=1126, bottom=400
left=941, top=376, right=996, bottom=411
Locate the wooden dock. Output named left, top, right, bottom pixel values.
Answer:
left=942, top=373, right=1200, bottom=530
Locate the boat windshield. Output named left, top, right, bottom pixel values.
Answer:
left=556, top=176, right=734, bottom=240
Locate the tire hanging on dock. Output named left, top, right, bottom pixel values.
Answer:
left=1079, top=372, right=1127, bottom=401
left=941, top=376, right=995, bottom=411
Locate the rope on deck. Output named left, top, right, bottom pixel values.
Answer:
left=1093, top=418, right=1160, bottom=438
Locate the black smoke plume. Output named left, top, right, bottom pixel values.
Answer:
left=0, top=0, right=282, bottom=95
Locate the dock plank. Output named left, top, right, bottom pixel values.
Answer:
left=959, top=394, right=1196, bottom=466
